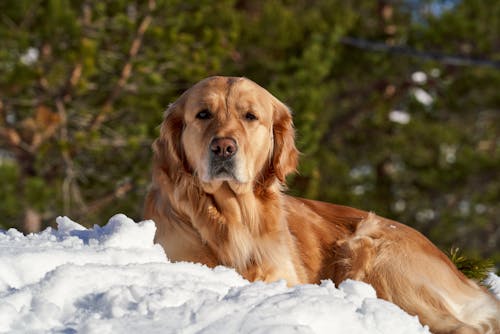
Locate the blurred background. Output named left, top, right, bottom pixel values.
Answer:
left=0, top=1, right=498, bottom=266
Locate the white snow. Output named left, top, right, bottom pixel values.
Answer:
left=19, top=47, right=39, bottom=66
left=485, top=272, right=500, bottom=297
left=389, top=110, right=411, bottom=124
left=0, top=214, right=498, bottom=334
left=411, top=88, right=434, bottom=106
left=411, top=71, right=427, bottom=84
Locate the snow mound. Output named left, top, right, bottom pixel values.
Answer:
left=0, top=214, right=496, bottom=333
left=485, top=272, right=500, bottom=297
left=0, top=214, right=165, bottom=291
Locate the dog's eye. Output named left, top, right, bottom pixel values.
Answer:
left=196, top=109, right=212, bottom=120
left=245, top=112, right=258, bottom=121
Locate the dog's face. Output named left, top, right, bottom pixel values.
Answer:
left=156, top=76, right=298, bottom=194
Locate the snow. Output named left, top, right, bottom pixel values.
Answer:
left=485, top=272, right=500, bottom=297
left=20, top=47, right=39, bottom=66
left=411, top=88, right=434, bottom=106
left=0, top=215, right=498, bottom=334
left=389, top=110, right=411, bottom=124
left=411, top=71, right=427, bottom=84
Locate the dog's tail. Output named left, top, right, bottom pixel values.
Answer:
left=333, top=213, right=500, bottom=334
left=450, top=289, right=500, bottom=334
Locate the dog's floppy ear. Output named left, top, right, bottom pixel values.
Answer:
left=271, top=98, right=299, bottom=183
left=153, top=100, right=188, bottom=180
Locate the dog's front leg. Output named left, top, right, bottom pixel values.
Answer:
left=241, top=261, right=300, bottom=287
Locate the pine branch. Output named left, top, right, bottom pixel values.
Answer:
left=341, top=37, right=500, bottom=69
left=89, top=0, right=156, bottom=130
left=447, top=247, right=494, bottom=281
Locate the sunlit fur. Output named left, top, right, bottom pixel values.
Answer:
left=144, top=76, right=499, bottom=334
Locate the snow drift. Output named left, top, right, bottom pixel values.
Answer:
left=0, top=214, right=498, bottom=333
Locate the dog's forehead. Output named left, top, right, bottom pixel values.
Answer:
left=193, top=76, right=266, bottom=97
left=186, top=76, right=273, bottom=111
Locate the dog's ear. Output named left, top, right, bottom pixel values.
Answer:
left=271, top=98, right=299, bottom=183
left=153, top=100, right=188, bottom=180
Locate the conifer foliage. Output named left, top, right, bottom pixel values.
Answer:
left=1, top=1, right=499, bottom=267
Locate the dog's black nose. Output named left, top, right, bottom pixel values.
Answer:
left=210, top=137, right=237, bottom=159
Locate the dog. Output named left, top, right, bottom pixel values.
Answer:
left=144, top=76, right=499, bottom=334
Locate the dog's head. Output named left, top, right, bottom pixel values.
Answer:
left=154, top=76, right=298, bottom=194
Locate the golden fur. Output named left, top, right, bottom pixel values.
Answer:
left=144, top=76, right=500, bottom=334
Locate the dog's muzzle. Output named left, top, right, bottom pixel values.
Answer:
left=209, top=137, right=238, bottom=179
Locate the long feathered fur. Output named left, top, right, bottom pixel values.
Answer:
left=144, top=76, right=500, bottom=334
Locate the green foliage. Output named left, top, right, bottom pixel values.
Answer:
left=448, top=247, right=495, bottom=281
left=0, top=1, right=498, bottom=271
left=0, top=164, right=23, bottom=222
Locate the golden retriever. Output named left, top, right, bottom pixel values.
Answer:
left=144, top=76, right=499, bottom=334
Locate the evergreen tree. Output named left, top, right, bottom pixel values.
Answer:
left=0, top=0, right=498, bottom=266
